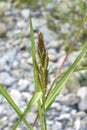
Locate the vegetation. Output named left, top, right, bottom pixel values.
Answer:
left=0, top=0, right=87, bottom=130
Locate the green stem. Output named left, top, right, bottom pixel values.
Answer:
left=42, top=95, right=47, bottom=130
left=30, top=16, right=44, bottom=130
left=38, top=101, right=44, bottom=130
left=75, top=66, right=87, bottom=72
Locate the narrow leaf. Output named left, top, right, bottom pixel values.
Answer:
left=13, top=92, right=43, bottom=129
left=45, top=41, right=87, bottom=110
left=0, top=85, right=33, bottom=130
left=30, top=16, right=41, bottom=92
left=30, top=16, right=44, bottom=129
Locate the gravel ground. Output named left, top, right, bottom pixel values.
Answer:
left=0, top=1, right=87, bottom=130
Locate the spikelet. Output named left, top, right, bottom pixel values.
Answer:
left=36, top=32, right=49, bottom=94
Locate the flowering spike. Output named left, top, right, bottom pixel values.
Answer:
left=36, top=32, right=49, bottom=94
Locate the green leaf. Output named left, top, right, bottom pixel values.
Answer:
left=13, top=92, right=43, bottom=129
left=75, top=66, right=87, bottom=72
left=30, top=16, right=41, bottom=92
left=0, top=85, right=33, bottom=129
left=45, top=41, right=87, bottom=110
left=30, top=17, right=44, bottom=130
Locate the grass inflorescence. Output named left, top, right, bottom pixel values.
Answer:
left=0, top=1, right=87, bottom=130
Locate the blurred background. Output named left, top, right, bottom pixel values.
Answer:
left=0, top=0, right=87, bottom=130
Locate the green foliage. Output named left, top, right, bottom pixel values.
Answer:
left=14, top=0, right=41, bottom=9
left=78, top=0, right=87, bottom=16
left=0, top=85, right=33, bottom=129
left=0, top=1, right=87, bottom=130
left=45, top=41, right=87, bottom=110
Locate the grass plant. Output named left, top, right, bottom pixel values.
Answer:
left=0, top=1, right=87, bottom=130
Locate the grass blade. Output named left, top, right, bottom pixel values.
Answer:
left=45, top=41, right=87, bottom=110
left=0, top=85, right=33, bottom=130
left=30, top=16, right=41, bottom=92
left=30, top=16, right=44, bottom=130
left=13, top=92, right=42, bottom=130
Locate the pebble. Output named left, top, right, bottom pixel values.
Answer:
left=22, top=52, right=29, bottom=58
left=10, top=89, right=23, bottom=106
left=65, top=73, right=81, bottom=93
left=48, top=53, right=58, bottom=62
left=16, top=20, right=26, bottom=29
left=58, top=113, right=71, bottom=121
left=59, top=93, right=80, bottom=106
left=27, top=57, right=33, bottom=65
left=73, top=111, right=86, bottom=119
left=19, top=61, right=31, bottom=70
left=11, top=69, right=21, bottom=78
left=21, top=92, right=32, bottom=102
left=51, top=102, right=59, bottom=108
left=0, top=1, right=87, bottom=130
left=56, top=102, right=62, bottom=112
left=74, top=118, right=81, bottom=130
left=21, top=9, right=30, bottom=19
left=0, top=48, right=17, bottom=67
left=77, top=86, right=87, bottom=100
left=0, top=72, right=17, bottom=86
left=52, top=121, right=62, bottom=130
left=78, top=100, right=87, bottom=111
left=18, top=79, right=29, bottom=90
left=26, top=112, right=36, bottom=124
left=47, top=40, right=59, bottom=49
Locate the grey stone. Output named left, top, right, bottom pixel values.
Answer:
left=0, top=72, right=16, bottom=86
left=65, top=73, right=81, bottom=93
left=61, top=86, right=69, bottom=95
left=22, top=52, right=29, bottom=58
left=21, top=9, right=30, bottom=19
left=80, top=122, right=87, bottom=130
left=40, top=25, right=57, bottom=42
left=10, top=89, right=22, bottom=106
left=60, top=93, right=80, bottom=106
left=48, top=48, right=57, bottom=54
left=51, top=102, right=59, bottom=108
left=62, top=106, right=72, bottom=113
left=19, top=61, right=31, bottom=70
left=9, top=113, right=18, bottom=122
left=27, top=57, right=33, bottom=65
left=74, top=118, right=81, bottom=130
left=1, top=116, right=8, bottom=126
left=73, top=111, right=86, bottom=119
left=52, top=121, right=62, bottom=130
left=0, top=49, right=17, bottom=67
left=48, top=53, right=58, bottom=62
left=58, top=113, right=71, bottom=120
left=26, top=112, right=36, bottom=124
left=18, top=79, right=29, bottom=90
left=28, top=84, right=35, bottom=93
left=21, top=92, right=32, bottom=102
left=11, top=69, right=21, bottom=78
left=78, top=100, right=87, bottom=111
left=56, top=103, right=62, bottom=112
left=47, top=120, right=53, bottom=125
left=7, top=19, right=16, bottom=30
left=16, top=20, right=26, bottom=29
left=47, top=40, right=59, bottom=49
left=12, top=61, right=19, bottom=69
left=77, top=86, right=87, bottom=100
left=70, top=109, right=77, bottom=115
